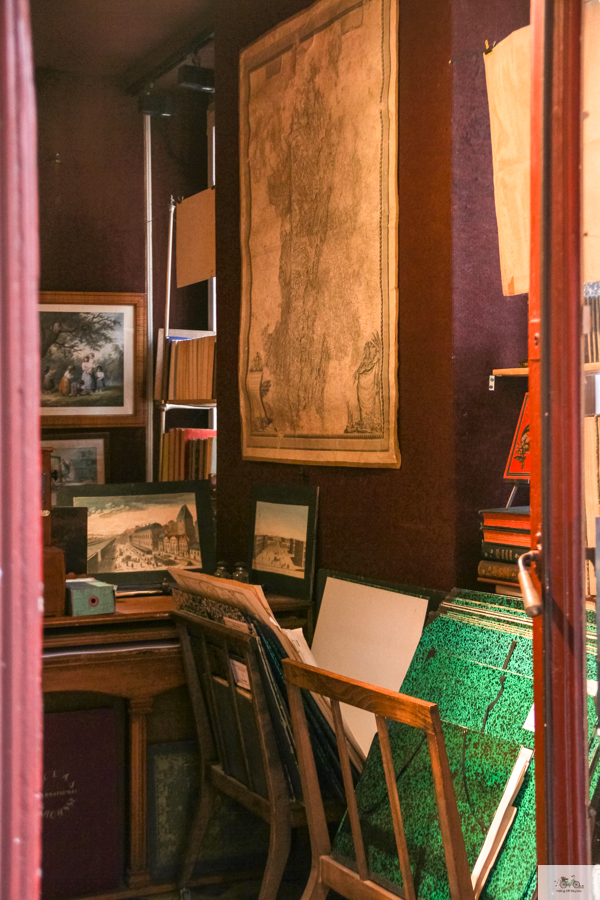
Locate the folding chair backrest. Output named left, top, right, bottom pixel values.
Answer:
left=174, top=610, right=286, bottom=802
left=282, top=659, right=475, bottom=900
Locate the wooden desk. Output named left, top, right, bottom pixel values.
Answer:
left=42, top=592, right=312, bottom=898
left=43, top=596, right=186, bottom=892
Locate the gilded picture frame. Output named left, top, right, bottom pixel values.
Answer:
left=40, top=291, right=146, bottom=428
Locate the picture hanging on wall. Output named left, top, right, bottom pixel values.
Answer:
left=39, top=292, right=146, bottom=427
left=56, top=480, right=216, bottom=587
left=248, top=483, right=318, bottom=600
left=238, top=0, right=400, bottom=467
left=41, top=432, right=109, bottom=499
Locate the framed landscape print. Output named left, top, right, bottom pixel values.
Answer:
left=40, top=292, right=146, bottom=427
left=248, top=483, right=318, bottom=600
left=56, top=481, right=216, bottom=587
left=41, top=432, right=109, bottom=500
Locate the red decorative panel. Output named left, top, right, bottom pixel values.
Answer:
left=530, top=0, right=588, bottom=866
left=0, top=0, right=43, bottom=897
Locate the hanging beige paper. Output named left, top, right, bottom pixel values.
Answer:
left=484, top=27, right=531, bottom=297
left=584, top=416, right=599, bottom=597
left=583, top=1, right=600, bottom=285
left=238, top=0, right=400, bottom=467
left=485, top=9, right=600, bottom=295
left=176, top=188, right=216, bottom=288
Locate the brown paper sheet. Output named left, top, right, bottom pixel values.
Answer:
left=176, top=188, right=216, bottom=287
left=484, top=26, right=530, bottom=297
left=485, top=9, right=600, bottom=294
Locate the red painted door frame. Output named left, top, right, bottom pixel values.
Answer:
left=0, top=0, right=43, bottom=897
left=530, top=0, right=589, bottom=864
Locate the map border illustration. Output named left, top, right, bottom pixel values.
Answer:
left=238, top=0, right=400, bottom=467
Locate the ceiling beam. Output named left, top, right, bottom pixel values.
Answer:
left=121, top=3, right=215, bottom=95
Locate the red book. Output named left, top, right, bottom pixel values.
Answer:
left=42, top=708, right=122, bottom=899
left=479, top=506, right=530, bottom=530
left=182, top=428, right=217, bottom=441
left=482, top=527, right=531, bottom=547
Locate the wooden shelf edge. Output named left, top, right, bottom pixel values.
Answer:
left=492, top=367, right=529, bottom=376
left=156, top=399, right=216, bottom=408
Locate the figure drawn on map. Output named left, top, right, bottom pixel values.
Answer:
left=345, top=332, right=383, bottom=434
left=246, top=353, right=276, bottom=434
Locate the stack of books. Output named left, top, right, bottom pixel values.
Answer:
left=154, top=328, right=216, bottom=402
left=477, top=506, right=531, bottom=596
left=159, top=428, right=216, bottom=481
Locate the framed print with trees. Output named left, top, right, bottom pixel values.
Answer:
left=39, top=292, right=146, bottom=427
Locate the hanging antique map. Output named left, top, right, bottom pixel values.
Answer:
left=239, top=0, right=400, bottom=467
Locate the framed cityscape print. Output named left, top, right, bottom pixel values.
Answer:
left=40, top=292, right=146, bottom=427
left=238, top=0, right=400, bottom=467
left=504, top=393, right=530, bottom=482
left=248, top=483, right=318, bottom=600
left=56, top=480, right=216, bottom=587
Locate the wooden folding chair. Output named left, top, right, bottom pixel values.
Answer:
left=282, top=659, right=475, bottom=900
left=173, top=611, right=345, bottom=900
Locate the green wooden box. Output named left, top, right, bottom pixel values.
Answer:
left=66, top=578, right=115, bottom=616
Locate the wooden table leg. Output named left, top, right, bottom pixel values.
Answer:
left=127, top=695, right=154, bottom=888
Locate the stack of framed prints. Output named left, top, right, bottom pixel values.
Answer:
left=56, top=481, right=216, bottom=588
left=41, top=433, right=109, bottom=501
left=248, top=483, right=318, bottom=599
left=40, top=291, right=148, bottom=527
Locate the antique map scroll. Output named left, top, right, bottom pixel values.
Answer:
left=239, top=0, right=400, bottom=467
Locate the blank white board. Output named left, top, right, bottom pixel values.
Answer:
left=310, top=576, right=428, bottom=756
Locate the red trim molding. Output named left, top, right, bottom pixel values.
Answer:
left=0, top=0, right=43, bottom=897
left=530, top=0, right=589, bottom=864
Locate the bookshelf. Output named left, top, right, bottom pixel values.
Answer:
left=155, top=103, right=217, bottom=480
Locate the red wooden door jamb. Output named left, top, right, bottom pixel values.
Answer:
left=0, top=0, right=43, bottom=897
left=530, top=0, right=589, bottom=865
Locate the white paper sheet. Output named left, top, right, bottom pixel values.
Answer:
left=311, top=576, right=428, bottom=755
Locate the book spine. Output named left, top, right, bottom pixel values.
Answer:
left=167, top=429, right=174, bottom=482
left=481, top=542, right=524, bottom=563
left=184, top=437, right=190, bottom=480
left=195, top=338, right=201, bottom=399
left=154, top=327, right=165, bottom=401
left=205, top=437, right=213, bottom=477
left=208, top=336, right=216, bottom=399
left=159, top=432, right=165, bottom=481
left=477, top=560, right=519, bottom=583
left=482, top=528, right=530, bottom=547
left=167, top=341, right=177, bottom=400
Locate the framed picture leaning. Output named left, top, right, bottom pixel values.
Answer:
left=56, top=480, right=216, bottom=587
left=41, top=431, right=109, bottom=502
left=40, top=291, right=146, bottom=427
left=248, top=483, right=319, bottom=600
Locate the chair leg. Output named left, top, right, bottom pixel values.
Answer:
left=179, top=777, right=216, bottom=890
left=258, top=807, right=292, bottom=900
left=299, top=859, right=329, bottom=900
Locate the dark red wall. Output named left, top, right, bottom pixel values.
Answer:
left=214, top=0, right=457, bottom=590
left=452, top=0, right=530, bottom=586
